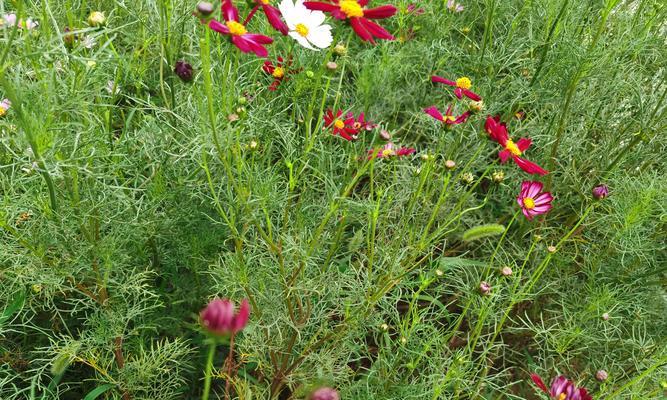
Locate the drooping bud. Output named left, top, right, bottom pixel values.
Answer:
left=174, top=60, right=194, bottom=82
left=592, top=184, right=609, bottom=200
left=596, top=370, right=608, bottom=381
left=196, top=2, right=215, bottom=17
left=479, top=281, right=491, bottom=295
left=200, top=298, right=250, bottom=336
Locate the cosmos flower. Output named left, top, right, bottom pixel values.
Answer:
left=352, top=112, right=376, bottom=131
left=2, top=14, right=38, bottom=30
left=324, top=109, right=359, bottom=141
left=310, top=387, right=340, bottom=400
left=517, top=181, right=553, bottom=220
left=200, top=298, right=250, bottom=336
left=262, top=57, right=298, bottom=90
left=530, top=374, right=592, bottom=400
left=431, top=75, right=481, bottom=101
left=279, top=0, right=333, bottom=50
left=208, top=0, right=273, bottom=57
left=447, top=0, right=464, bottom=13
left=0, top=99, right=11, bottom=117
left=304, top=0, right=397, bottom=43
left=424, top=105, right=470, bottom=127
left=485, top=115, right=548, bottom=175
left=406, top=4, right=425, bottom=15
left=174, top=60, right=194, bottom=82
left=247, top=0, right=289, bottom=35
left=592, top=184, right=609, bottom=200
left=367, top=142, right=415, bottom=159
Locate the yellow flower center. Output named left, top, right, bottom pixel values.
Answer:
left=226, top=21, right=247, bottom=36
left=0, top=108, right=6, bottom=117
left=444, top=115, right=456, bottom=122
left=456, top=77, right=472, bottom=89
left=523, top=197, right=535, bottom=209
left=505, top=139, right=522, bottom=156
left=295, top=23, right=309, bottom=37
left=339, top=0, right=364, bottom=18
left=260, top=0, right=270, bottom=4
left=558, top=395, right=566, bottom=400
left=272, top=67, right=285, bottom=79
left=382, top=148, right=395, bottom=157
left=334, top=119, right=345, bottom=129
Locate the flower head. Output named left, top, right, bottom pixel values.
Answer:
left=304, top=0, right=397, bottom=43
left=432, top=75, right=481, bottom=101
left=174, top=60, right=194, bottom=82
left=517, top=181, right=553, bottom=220
left=200, top=298, right=250, bottom=336
left=280, top=0, right=333, bottom=50
left=324, top=109, right=358, bottom=141
left=310, top=387, right=340, bottom=400
left=530, top=374, right=592, bottom=400
left=196, top=2, right=216, bottom=17
left=447, top=0, right=464, bottom=13
left=367, top=142, right=415, bottom=159
left=0, top=99, right=11, bottom=117
left=262, top=56, right=299, bottom=90
left=207, top=0, right=273, bottom=57
left=88, top=11, right=106, bottom=27
left=485, top=115, right=548, bottom=176
left=424, top=105, right=470, bottom=127
left=406, top=4, right=425, bottom=15
left=592, top=184, right=609, bottom=200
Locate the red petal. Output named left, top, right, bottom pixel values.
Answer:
left=350, top=17, right=374, bottom=42
left=359, top=18, right=395, bottom=40
left=221, top=0, right=240, bottom=21
left=424, top=106, right=444, bottom=122
left=531, top=373, right=548, bottom=391
left=304, top=1, right=338, bottom=12
left=513, top=156, right=549, bottom=176
left=431, top=75, right=457, bottom=86
left=363, top=5, right=398, bottom=19
left=516, top=137, right=532, bottom=152
left=262, top=4, right=288, bottom=35
left=462, top=88, right=481, bottom=101
left=208, top=19, right=230, bottom=35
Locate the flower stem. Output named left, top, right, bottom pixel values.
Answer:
left=201, top=341, right=217, bottom=400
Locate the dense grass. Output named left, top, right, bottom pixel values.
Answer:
left=1, top=0, right=666, bottom=399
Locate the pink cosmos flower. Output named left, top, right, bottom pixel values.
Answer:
left=324, top=109, right=359, bottom=141
left=351, top=112, right=377, bottom=131
left=424, top=105, right=470, bottom=127
left=0, top=99, right=10, bottom=117
left=447, top=0, right=464, bottom=13
left=246, top=0, right=289, bottom=35
left=406, top=4, right=425, bottom=15
left=431, top=75, right=481, bottom=101
left=208, top=0, right=274, bottom=57
left=517, top=181, right=553, bottom=220
left=530, top=374, right=592, bottom=400
left=200, top=298, right=250, bottom=336
left=304, top=0, right=397, bottom=43
left=367, top=142, right=415, bottom=159
left=485, top=115, right=548, bottom=175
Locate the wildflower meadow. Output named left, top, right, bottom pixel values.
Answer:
left=1, top=0, right=666, bottom=399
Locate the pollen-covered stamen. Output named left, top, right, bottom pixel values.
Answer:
left=226, top=20, right=247, bottom=36
left=523, top=197, right=535, bottom=209
left=334, top=119, right=345, bottom=129
left=260, top=0, right=270, bottom=4
left=505, top=139, right=522, bottom=156
left=444, top=115, right=456, bottom=122
left=456, top=77, right=472, bottom=90
left=382, top=148, right=396, bottom=157
left=295, top=23, right=309, bottom=37
left=339, top=0, right=364, bottom=18
left=272, top=67, right=285, bottom=78
left=557, top=394, right=566, bottom=400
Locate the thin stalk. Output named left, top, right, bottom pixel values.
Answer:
left=201, top=341, right=217, bottom=400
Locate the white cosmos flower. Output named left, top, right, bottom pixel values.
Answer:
left=279, top=0, right=333, bottom=50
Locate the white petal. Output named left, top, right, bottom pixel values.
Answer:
left=289, top=31, right=315, bottom=50
left=308, top=26, right=333, bottom=49
left=308, top=10, right=326, bottom=27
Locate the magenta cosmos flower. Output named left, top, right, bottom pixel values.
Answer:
left=517, top=181, right=553, bottom=220
left=246, top=0, right=289, bottom=35
left=208, top=0, right=273, bottom=57
left=431, top=75, right=481, bottom=101
left=200, top=298, right=250, bottom=336
left=485, top=115, right=548, bottom=176
left=324, top=109, right=359, bottom=141
left=424, top=105, right=470, bottom=127
left=304, top=0, right=397, bottom=43
left=367, top=142, right=415, bottom=159
left=531, top=374, right=592, bottom=400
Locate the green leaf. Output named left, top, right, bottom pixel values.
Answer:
left=1, top=290, right=25, bottom=326
left=83, top=384, right=115, bottom=400
left=462, top=224, right=506, bottom=241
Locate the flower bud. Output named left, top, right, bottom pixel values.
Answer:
left=63, top=26, right=76, bottom=48
left=602, top=312, right=610, bottom=321
left=491, top=170, right=504, bottom=183
left=479, top=281, right=491, bottom=295
left=196, top=2, right=215, bottom=17
left=501, top=266, right=512, bottom=276
left=380, top=323, right=389, bottom=330
left=174, top=60, right=194, bottom=82
left=596, top=370, right=608, bottom=381
left=248, top=140, right=259, bottom=150
left=238, top=96, right=248, bottom=105
left=88, top=11, right=106, bottom=27
left=435, top=269, right=444, bottom=277
left=200, top=298, right=250, bottom=336
left=310, top=387, right=340, bottom=400
left=333, top=43, right=347, bottom=56
left=547, top=245, right=557, bottom=253
left=0, top=98, right=11, bottom=117
left=461, top=172, right=474, bottom=184
left=306, top=70, right=315, bottom=78
left=592, top=184, right=609, bottom=200
left=326, top=61, right=338, bottom=71
left=469, top=100, right=484, bottom=112
left=445, top=160, right=456, bottom=170
left=380, top=129, right=392, bottom=141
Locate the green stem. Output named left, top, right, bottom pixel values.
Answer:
left=201, top=341, right=217, bottom=400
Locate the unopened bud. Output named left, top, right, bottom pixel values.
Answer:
left=326, top=61, right=338, bottom=71
left=501, top=266, right=512, bottom=276
left=479, top=281, right=491, bottom=295
left=592, top=184, right=609, bottom=200
left=461, top=172, right=474, bottom=184
left=445, top=160, right=456, bottom=170
left=333, top=43, right=347, bottom=56
left=492, top=170, right=504, bottom=183
left=596, top=370, right=608, bottom=381
left=88, top=11, right=106, bottom=27
left=196, top=2, right=215, bottom=17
